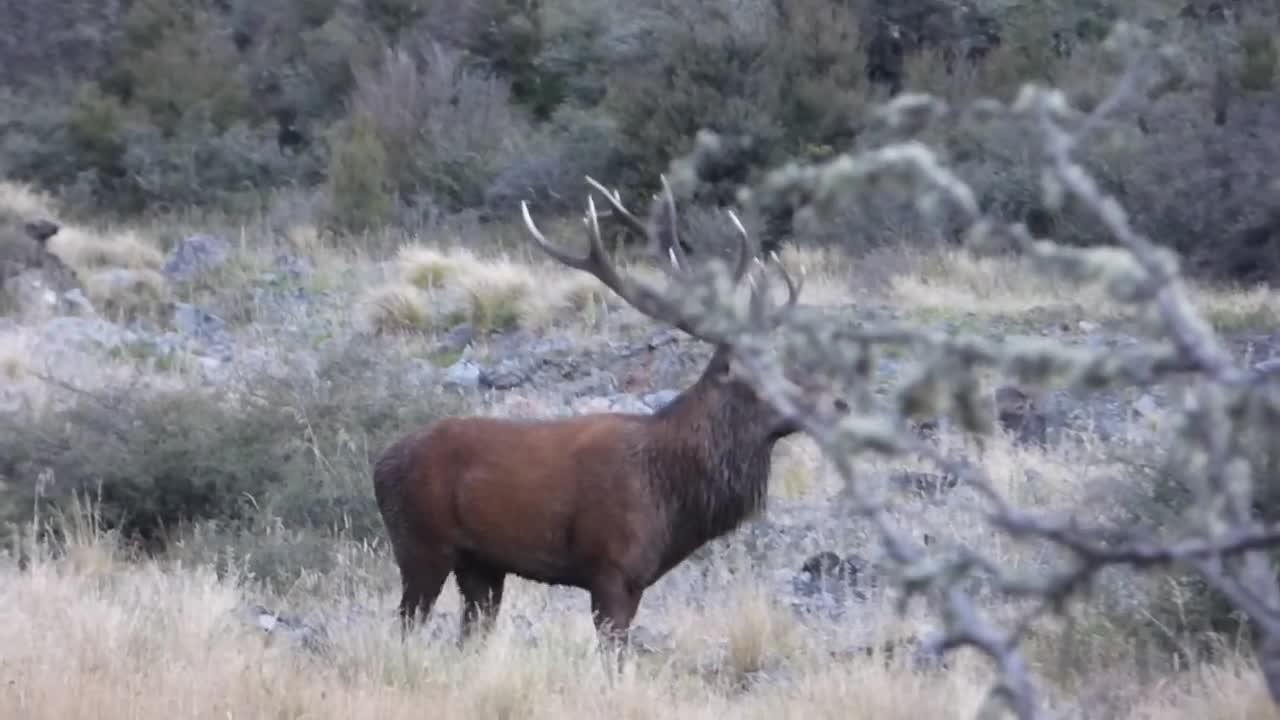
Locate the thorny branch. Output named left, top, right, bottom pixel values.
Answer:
left=635, top=21, right=1280, bottom=720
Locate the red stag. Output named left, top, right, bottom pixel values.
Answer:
left=373, top=178, right=843, bottom=654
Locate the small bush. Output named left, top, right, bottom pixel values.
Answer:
left=396, top=244, right=461, bottom=290
left=355, top=283, right=434, bottom=335
left=458, top=260, right=537, bottom=333
left=83, top=268, right=170, bottom=322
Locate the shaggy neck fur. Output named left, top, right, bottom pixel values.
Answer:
left=645, top=375, right=779, bottom=574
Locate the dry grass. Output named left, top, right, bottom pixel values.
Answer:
left=1126, top=659, right=1280, bottom=719
left=0, top=180, right=58, bottom=220
left=82, top=268, right=170, bottom=321
left=876, top=246, right=1280, bottom=333
left=0, top=519, right=1000, bottom=720
left=1, top=461, right=1270, bottom=720
left=48, top=226, right=166, bottom=275
left=355, top=282, right=436, bottom=335
left=366, top=239, right=1280, bottom=339
left=360, top=243, right=621, bottom=336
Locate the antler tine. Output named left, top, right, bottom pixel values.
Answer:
left=724, top=208, right=756, bottom=285
left=522, top=196, right=631, bottom=296
left=522, top=194, right=719, bottom=343
left=584, top=176, right=650, bottom=243
left=656, top=174, right=689, bottom=271
left=768, top=250, right=804, bottom=324
left=522, top=200, right=593, bottom=271
left=742, top=249, right=804, bottom=331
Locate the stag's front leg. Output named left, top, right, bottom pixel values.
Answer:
left=590, top=573, right=642, bottom=672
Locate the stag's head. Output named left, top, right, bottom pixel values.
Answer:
left=521, top=177, right=847, bottom=442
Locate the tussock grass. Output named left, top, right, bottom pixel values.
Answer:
left=48, top=227, right=166, bottom=274
left=1189, top=283, right=1280, bottom=335
left=455, top=257, right=543, bottom=332
left=396, top=244, right=461, bottom=290
left=83, top=268, right=170, bottom=321
left=356, top=282, right=435, bottom=334
left=0, top=180, right=59, bottom=220
left=363, top=243, right=620, bottom=337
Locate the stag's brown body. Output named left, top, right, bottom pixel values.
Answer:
left=374, top=347, right=792, bottom=640
left=374, top=178, right=840, bottom=650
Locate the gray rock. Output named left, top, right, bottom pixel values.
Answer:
left=23, top=219, right=60, bottom=244
left=6, top=268, right=61, bottom=315
left=444, top=359, right=482, bottom=388
left=442, top=323, right=474, bottom=352
left=39, top=316, right=135, bottom=351
left=2, top=226, right=82, bottom=317
left=994, top=385, right=1048, bottom=446
left=572, top=393, right=649, bottom=415
left=172, top=302, right=227, bottom=343
left=63, top=288, right=93, bottom=314
left=643, top=389, right=679, bottom=410
left=238, top=605, right=327, bottom=655
left=163, top=233, right=231, bottom=282
left=271, top=253, right=309, bottom=280
left=889, top=470, right=959, bottom=500
left=527, top=335, right=576, bottom=356
left=479, top=360, right=531, bottom=390
left=628, top=625, right=672, bottom=655
left=791, top=550, right=876, bottom=605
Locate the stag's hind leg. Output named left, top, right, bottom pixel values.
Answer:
left=394, top=542, right=454, bottom=637
left=454, top=554, right=506, bottom=645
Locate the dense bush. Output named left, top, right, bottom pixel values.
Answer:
left=1, top=0, right=1279, bottom=282
left=602, top=0, right=869, bottom=207
left=0, top=345, right=465, bottom=550
left=346, top=42, right=533, bottom=216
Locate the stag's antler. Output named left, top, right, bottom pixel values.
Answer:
left=520, top=176, right=801, bottom=344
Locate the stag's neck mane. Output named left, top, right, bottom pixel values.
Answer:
left=645, top=376, right=776, bottom=570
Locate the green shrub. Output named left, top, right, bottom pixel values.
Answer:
left=125, top=16, right=251, bottom=134
left=464, top=0, right=566, bottom=118
left=325, top=114, right=395, bottom=232
left=295, top=12, right=382, bottom=117
left=363, top=0, right=431, bottom=39
left=1239, top=22, right=1278, bottom=92
left=347, top=43, right=532, bottom=214
left=0, top=343, right=465, bottom=551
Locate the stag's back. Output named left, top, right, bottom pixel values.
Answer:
left=373, top=413, right=661, bottom=582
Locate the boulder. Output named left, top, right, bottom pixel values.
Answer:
left=163, top=233, right=231, bottom=282
left=1, top=217, right=83, bottom=318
